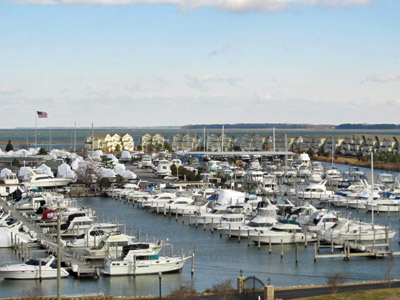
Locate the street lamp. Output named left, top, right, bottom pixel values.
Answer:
left=158, top=272, right=162, bottom=300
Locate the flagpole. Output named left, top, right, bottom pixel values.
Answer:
left=34, top=112, right=37, bottom=149
left=49, top=126, right=52, bottom=152
left=74, top=122, right=77, bottom=153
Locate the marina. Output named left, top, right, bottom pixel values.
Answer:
left=1, top=154, right=400, bottom=298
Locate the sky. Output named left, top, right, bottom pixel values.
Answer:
left=0, top=0, right=399, bottom=128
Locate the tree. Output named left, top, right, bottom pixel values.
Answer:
left=170, top=164, right=178, bottom=176
left=5, top=140, right=13, bottom=152
left=210, top=280, right=236, bottom=300
left=164, top=142, right=173, bottom=153
left=11, top=158, right=20, bottom=167
left=115, top=174, right=124, bottom=184
left=169, top=285, right=197, bottom=300
left=146, top=144, right=154, bottom=153
left=326, top=272, right=346, bottom=294
left=115, top=144, right=121, bottom=152
left=38, top=147, right=48, bottom=155
left=306, top=148, right=315, bottom=158
left=100, top=177, right=111, bottom=189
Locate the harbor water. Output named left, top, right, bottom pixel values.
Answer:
left=1, top=192, right=400, bottom=298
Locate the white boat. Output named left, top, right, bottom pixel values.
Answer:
left=101, top=243, right=190, bottom=275
left=60, top=214, right=118, bottom=234
left=23, top=169, right=72, bottom=189
left=0, top=221, right=37, bottom=248
left=66, top=226, right=108, bottom=248
left=297, top=180, right=334, bottom=201
left=319, top=219, right=396, bottom=243
left=365, top=199, right=400, bottom=213
left=155, top=160, right=172, bottom=178
left=0, top=255, right=69, bottom=279
left=221, top=206, right=278, bottom=238
left=249, top=220, right=315, bottom=244
left=87, top=233, right=157, bottom=259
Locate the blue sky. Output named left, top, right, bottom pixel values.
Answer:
left=0, top=0, right=399, bottom=128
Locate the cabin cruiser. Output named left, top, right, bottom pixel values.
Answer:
left=60, top=214, right=118, bottom=234
left=319, top=219, right=396, bottom=244
left=0, top=221, right=37, bottom=248
left=140, top=192, right=178, bottom=209
left=150, top=197, right=194, bottom=214
left=23, top=169, right=73, bottom=189
left=0, top=255, right=69, bottom=279
left=101, top=243, right=190, bottom=275
left=249, top=220, right=315, bottom=244
left=155, top=160, right=172, bottom=178
left=86, top=232, right=152, bottom=259
left=221, top=206, right=278, bottom=238
left=297, top=180, right=334, bottom=201
left=66, top=226, right=108, bottom=248
left=365, top=198, right=400, bottom=213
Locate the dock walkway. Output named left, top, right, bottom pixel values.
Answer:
left=0, top=199, right=98, bottom=278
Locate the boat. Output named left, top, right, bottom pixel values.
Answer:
left=221, top=206, right=278, bottom=238
left=23, top=169, right=73, bottom=189
left=66, top=226, right=108, bottom=248
left=0, top=255, right=69, bottom=279
left=319, top=219, right=396, bottom=243
left=297, top=180, right=334, bottom=201
left=101, top=243, right=190, bottom=275
left=248, top=220, right=316, bottom=244
left=86, top=233, right=157, bottom=259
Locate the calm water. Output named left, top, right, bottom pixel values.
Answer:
left=1, top=192, right=400, bottom=298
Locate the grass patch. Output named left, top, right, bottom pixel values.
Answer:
left=293, top=288, right=400, bottom=300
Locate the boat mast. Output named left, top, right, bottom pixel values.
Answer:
left=91, top=123, right=94, bottom=152
left=371, top=152, right=374, bottom=224
left=221, top=125, right=224, bottom=152
left=273, top=127, right=275, bottom=153
left=49, top=126, right=52, bottom=152
left=331, top=136, right=334, bottom=167
left=74, top=121, right=77, bottom=153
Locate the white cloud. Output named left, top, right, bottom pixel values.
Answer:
left=186, top=73, right=239, bottom=90
left=366, top=74, right=400, bottom=83
left=12, top=0, right=371, bottom=12
left=0, top=86, right=20, bottom=95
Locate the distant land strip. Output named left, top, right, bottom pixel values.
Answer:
left=182, top=123, right=400, bottom=130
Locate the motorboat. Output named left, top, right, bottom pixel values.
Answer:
left=0, top=221, right=37, bottom=248
left=101, top=243, right=190, bottom=275
left=60, top=214, right=118, bottom=234
left=86, top=232, right=154, bottom=259
left=0, top=255, right=69, bottom=279
left=221, top=206, right=278, bottom=238
left=23, top=169, right=73, bottom=189
left=297, top=181, right=334, bottom=201
left=319, top=219, right=396, bottom=244
left=66, top=226, right=108, bottom=248
left=248, top=220, right=315, bottom=244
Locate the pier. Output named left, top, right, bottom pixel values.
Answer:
left=1, top=199, right=98, bottom=278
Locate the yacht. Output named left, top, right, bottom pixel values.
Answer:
left=297, top=180, right=334, bottom=201
left=86, top=232, right=155, bottom=259
left=23, top=169, right=72, bottom=189
left=319, top=219, right=396, bottom=243
left=0, top=255, right=69, bottom=279
left=101, top=243, right=190, bottom=275
left=249, top=220, right=315, bottom=244
left=66, top=226, right=108, bottom=248
left=221, top=206, right=278, bottom=238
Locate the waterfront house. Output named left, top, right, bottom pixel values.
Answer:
left=240, top=134, right=269, bottom=151
left=172, top=133, right=202, bottom=151
left=207, top=134, right=237, bottom=151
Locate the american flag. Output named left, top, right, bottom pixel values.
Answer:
left=37, top=111, right=48, bottom=118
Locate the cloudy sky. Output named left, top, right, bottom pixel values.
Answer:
left=1, top=0, right=399, bottom=128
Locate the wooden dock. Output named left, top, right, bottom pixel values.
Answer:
left=1, top=199, right=98, bottom=278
